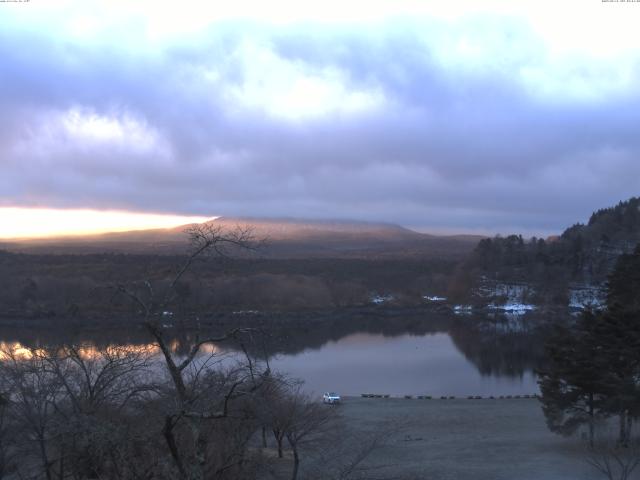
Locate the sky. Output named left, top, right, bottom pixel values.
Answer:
left=1, top=0, right=639, bottom=238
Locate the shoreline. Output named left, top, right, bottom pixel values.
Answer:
left=0, top=302, right=572, bottom=328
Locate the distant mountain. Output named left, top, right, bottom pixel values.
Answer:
left=0, top=217, right=483, bottom=259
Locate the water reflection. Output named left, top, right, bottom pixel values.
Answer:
left=269, top=331, right=539, bottom=396
left=0, top=311, right=557, bottom=396
left=449, top=314, right=547, bottom=378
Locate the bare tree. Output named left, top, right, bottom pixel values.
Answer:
left=38, top=344, right=156, bottom=479
left=34, top=344, right=154, bottom=414
left=281, top=390, right=335, bottom=480
left=0, top=346, right=62, bottom=480
left=0, top=343, right=164, bottom=480
left=110, top=222, right=270, bottom=480
left=586, top=438, right=640, bottom=480
left=112, top=222, right=259, bottom=322
left=146, top=323, right=271, bottom=480
left=0, top=391, right=15, bottom=478
left=256, top=375, right=299, bottom=459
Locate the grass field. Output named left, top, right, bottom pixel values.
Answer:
left=261, top=396, right=601, bottom=480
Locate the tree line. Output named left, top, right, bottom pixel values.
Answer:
left=451, top=197, right=640, bottom=303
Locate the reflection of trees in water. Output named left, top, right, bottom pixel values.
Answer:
left=0, top=309, right=563, bottom=379
left=250, top=311, right=453, bottom=358
left=448, top=313, right=556, bottom=378
left=0, top=326, right=223, bottom=358
left=0, top=325, right=152, bottom=350
left=0, top=309, right=453, bottom=357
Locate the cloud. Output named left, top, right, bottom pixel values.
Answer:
left=1, top=7, right=640, bottom=235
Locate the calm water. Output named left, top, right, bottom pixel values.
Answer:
left=269, top=331, right=539, bottom=397
left=0, top=313, right=547, bottom=397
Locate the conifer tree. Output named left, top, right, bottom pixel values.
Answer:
left=595, top=244, right=640, bottom=444
left=539, top=243, right=640, bottom=445
left=538, top=311, right=607, bottom=446
left=606, top=244, right=640, bottom=314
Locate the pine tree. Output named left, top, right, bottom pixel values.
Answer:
left=539, top=243, right=640, bottom=445
left=592, top=309, right=640, bottom=445
left=538, top=311, right=608, bottom=446
left=595, top=244, right=640, bottom=444
left=606, top=244, right=640, bottom=315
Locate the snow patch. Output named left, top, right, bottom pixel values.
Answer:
left=568, top=285, right=606, bottom=310
left=371, top=294, right=394, bottom=305
left=475, top=280, right=534, bottom=305
left=488, top=303, right=536, bottom=315
left=453, top=305, right=473, bottom=315
left=423, top=295, right=447, bottom=302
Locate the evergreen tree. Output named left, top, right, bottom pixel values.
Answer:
left=538, top=311, right=608, bottom=446
left=595, top=244, right=640, bottom=444
left=539, top=243, right=640, bottom=445
left=607, top=244, right=640, bottom=314
left=592, top=309, right=640, bottom=445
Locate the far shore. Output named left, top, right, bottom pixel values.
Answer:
left=0, top=302, right=571, bottom=330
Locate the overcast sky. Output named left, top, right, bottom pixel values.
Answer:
left=1, top=0, right=639, bottom=237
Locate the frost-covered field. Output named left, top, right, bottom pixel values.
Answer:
left=332, top=397, right=598, bottom=480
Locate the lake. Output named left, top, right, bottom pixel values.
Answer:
left=269, top=331, right=539, bottom=397
left=0, top=311, right=547, bottom=397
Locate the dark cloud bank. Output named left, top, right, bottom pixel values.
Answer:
left=1, top=20, right=639, bottom=236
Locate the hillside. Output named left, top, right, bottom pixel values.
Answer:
left=1, top=217, right=482, bottom=259
left=454, top=196, right=640, bottom=305
left=0, top=217, right=483, bottom=318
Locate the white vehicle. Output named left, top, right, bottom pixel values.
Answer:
left=323, top=392, right=341, bottom=404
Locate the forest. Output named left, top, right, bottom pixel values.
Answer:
left=452, top=197, right=640, bottom=304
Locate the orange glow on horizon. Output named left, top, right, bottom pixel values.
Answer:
left=0, top=207, right=213, bottom=239
left=0, top=340, right=223, bottom=361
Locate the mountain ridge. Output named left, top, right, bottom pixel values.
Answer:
left=1, top=216, right=483, bottom=259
